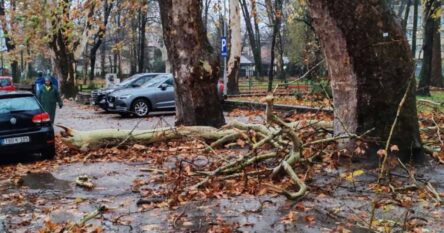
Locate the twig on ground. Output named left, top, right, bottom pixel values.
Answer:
left=67, top=205, right=106, bottom=231
left=379, top=75, right=414, bottom=182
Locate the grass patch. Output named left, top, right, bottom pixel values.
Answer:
left=416, top=91, right=444, bottom=113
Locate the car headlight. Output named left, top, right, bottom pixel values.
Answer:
left=118, top=95, right=132, bottom=100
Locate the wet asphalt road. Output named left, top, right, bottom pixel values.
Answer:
left=0, top=102, right=443, bottom=232
left=54, top=101, right=176, bottom=132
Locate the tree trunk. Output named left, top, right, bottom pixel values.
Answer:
left=240, top=0, right=262, bottom=78
left=203, top=0, right=211, bottom=34
left=398, top=0, right=407, bottom=17
left=0, top=0, right=18, bottom=82
left=159, top=0, right=225, bottom=127
left=402, top=0, right=412, bottom=32
left=89, top=0, right=113, bottom=82
left=276, top=28, right=286, bottom=81
left=227, top=0, right=241, bottom=95
left=418, top=0, right=440, bottom=96
left=101, top=41, right=106, bottom=78
left=267, top=0, right=283, bottom=92
left=412, top=0, right=419, bottom=57
left=89, top=51, right=97, bottom=82
left=431, top=1, right=443, bottom=87
left=138, top=2, right=148, bottom=73
left=307, top=0, right=423, bottom=160
left=50, top=29, right=77, bottom=98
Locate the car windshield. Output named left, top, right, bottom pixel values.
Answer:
left=142, top=76, right=167, bottom=87
left=0, top=78, right=12, bottom=87
left=0, top=96, right=40, bottom=114
left=117, top=75, right=143, bottom=87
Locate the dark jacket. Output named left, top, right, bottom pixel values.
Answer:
left=38, top=85, right=63, bottom=123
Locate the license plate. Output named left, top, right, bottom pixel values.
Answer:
left=2, top=136, right=30, bottom=145
left=108, top=103, right=114, bottom=108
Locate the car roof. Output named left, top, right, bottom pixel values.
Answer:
left=134, top=73, right=171, bottom=76
left=0, top=91, right=34, bottom=98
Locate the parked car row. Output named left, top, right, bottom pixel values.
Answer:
left=92, top=73, right=224, bottom=117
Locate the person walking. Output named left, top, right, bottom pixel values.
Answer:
left=34, top=72, right=45, bottom=97
left=38, top=77, right=63, bottom=124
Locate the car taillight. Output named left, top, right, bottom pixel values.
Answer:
left=32, top=113, right=51, bottom=124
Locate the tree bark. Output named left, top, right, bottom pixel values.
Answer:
left=307, top=0, right=423, bottom=160
left=412, top=0, right=419, bottom=57
left=158, top=0, right=225, bottom=127
left=227, top=0, right=241, bottom=95
left=418, top=0, right=441, bottom=96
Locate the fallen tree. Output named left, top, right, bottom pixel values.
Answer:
left=57, top=95, right=343, bottom=200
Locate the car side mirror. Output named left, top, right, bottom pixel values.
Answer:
left=131, top=83, right=141, bottom=88
left=160, top=83, right=168, bottom=90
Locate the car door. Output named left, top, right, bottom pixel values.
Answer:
left=154, top=76, right=175, bottom=109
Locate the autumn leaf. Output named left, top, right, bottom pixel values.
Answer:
left=341, top=169, right=365, bottom=182
left=280, top=211, right=297, bottom=224
left=304, top=215, right=316, bottom=224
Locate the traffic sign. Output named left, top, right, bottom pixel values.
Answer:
left=221, top=37, right=227, bottom=57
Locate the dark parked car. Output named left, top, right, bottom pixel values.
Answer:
left=91, top=73, right=166, bottom=111
left=0, top=91, right=55, bottom=159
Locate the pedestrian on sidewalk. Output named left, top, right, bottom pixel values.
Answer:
left=34, top=72, right=45, bottom=97
left=38, top=77, right=63, bottom=124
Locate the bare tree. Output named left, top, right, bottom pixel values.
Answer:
left=89, top=0, right=114, bottom=82
left=418, top=0, right=441, bottom=95
left=265, top=0, right=284, bottom=91
left=240, top=0, right=262, bottom=78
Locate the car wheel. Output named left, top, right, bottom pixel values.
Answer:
left=42, top=145, right=56, bottom=160
left=132, top=99, right=150, bottom=117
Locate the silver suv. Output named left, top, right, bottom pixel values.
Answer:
left=107, top=74, right=175, bottom=117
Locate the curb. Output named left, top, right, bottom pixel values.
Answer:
left=223, top=100, right=333, bottom=113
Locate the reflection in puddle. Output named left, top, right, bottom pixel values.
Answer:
left=22, top=172, right=71, bottom=191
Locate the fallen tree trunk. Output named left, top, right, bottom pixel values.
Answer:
left=58, top=120, right=333, bottom=151
left=58, top=125, right=237, bottom=151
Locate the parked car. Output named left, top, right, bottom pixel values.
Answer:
left=91, top=73, right=166, bottom=111
left=108, top=74, right=226, bottom=117
left=0, top=76, right=16, bottom=91
left=0, top=91, right=55, bottom=159
left=107, top=74, right=175, bottom=117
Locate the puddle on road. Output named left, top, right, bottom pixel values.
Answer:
left=22, top=172, right=72, bottom=191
